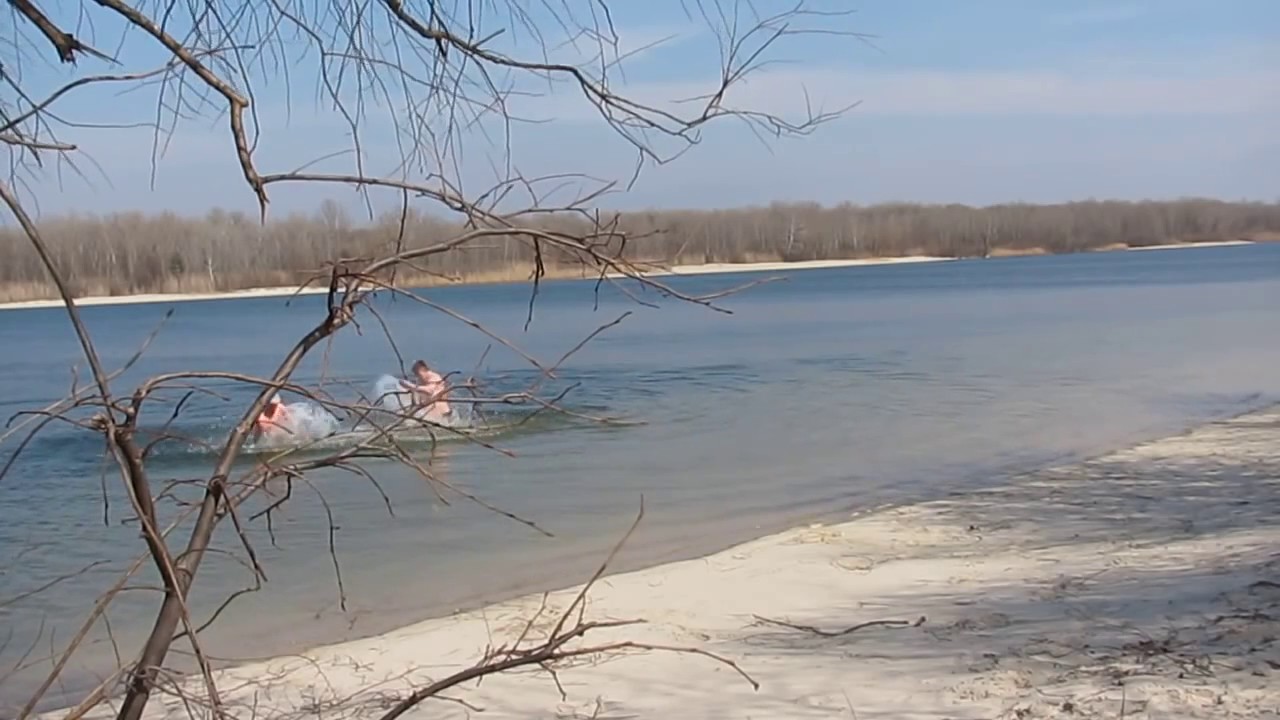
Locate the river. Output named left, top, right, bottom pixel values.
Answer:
left=2, top=243, right=1278, bottom=711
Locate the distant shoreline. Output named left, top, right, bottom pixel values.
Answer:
left=0, top=239, right=1255, bottom=312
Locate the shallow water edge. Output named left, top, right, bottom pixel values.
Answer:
left=22, top=398, right=1277, bottom=718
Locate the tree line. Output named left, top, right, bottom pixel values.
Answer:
left=2, top=197, right=1277, bottom=302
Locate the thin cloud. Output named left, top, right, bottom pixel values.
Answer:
left=1046, top=5, right=1147, bottom=26
left=515, top=60, right=1280, bottom=121
left=540, top=23, right=700, bottom=71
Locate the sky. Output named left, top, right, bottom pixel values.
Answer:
left=5, top=0, right=1279, bottom=221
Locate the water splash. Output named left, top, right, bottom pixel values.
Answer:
left=362, top=373, right=475, bottom=430
left=237, top=375, right=483, bottom=457
left=245, top=401, right=343, bottom=450
left=370, top=373, right=417, bottom=415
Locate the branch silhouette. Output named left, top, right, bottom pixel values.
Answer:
left=0, top=2, right=853, bottom=719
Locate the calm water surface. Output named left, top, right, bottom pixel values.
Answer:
left=2, top=244, right=1279, bottom=709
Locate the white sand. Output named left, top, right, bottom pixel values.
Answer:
left=1124, top=240, right=1255, bottom=251
left=0, top=285, right=333, bottom=312
left=614, top=255, right=955, bottom=279
left=56, top=406, right=1280, bottom=720
left=0, top=256, right=953, bottom=312
left=2, top=240, right=1259, bottom=312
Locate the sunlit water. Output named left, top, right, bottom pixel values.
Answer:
left=2, top=244, right=1279, bottom=710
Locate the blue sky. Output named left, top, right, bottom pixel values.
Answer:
left=8, top=0, right=1279, bottom=220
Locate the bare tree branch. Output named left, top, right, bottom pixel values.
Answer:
left=0, top=3, right=854, bottom=719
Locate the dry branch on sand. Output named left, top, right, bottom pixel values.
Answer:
left=0, top=2, right=860, bottom=720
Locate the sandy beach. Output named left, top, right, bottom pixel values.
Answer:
left=614, top=254, right=955, bottom=279
left=0, top=256, right=952, bottom=312
left=52, top=404, right=1280, bottom=720
left=0, top=285, right=334, bottom=312
left=1124, top=239, right=1256, bottom=251
left=0, top=240, right=1255, bottom=312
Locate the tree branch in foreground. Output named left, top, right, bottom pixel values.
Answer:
left=1, top=4, right=854, bottom=720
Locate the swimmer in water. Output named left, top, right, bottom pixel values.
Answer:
left=398, top=359, right=452, bottom=422
left=252, top=392, right=291, bottom=441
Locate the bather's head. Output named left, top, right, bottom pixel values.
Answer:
left=411, top=360, right=431, bottom=381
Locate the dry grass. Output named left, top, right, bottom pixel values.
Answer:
left=5, top=199, right=1276, bottom=306
left=0, top=263, right=619, bottom=304
left=1089, top=242, right=1131, bottom=252
left=988, top=246, right=1051, bottom=257
left=5, top=198, right=1278, bottom=305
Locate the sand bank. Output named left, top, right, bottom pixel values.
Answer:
left=612, top=255, right=955, bottom=279
left=0, top=285, right=333, bottom=312
left=2, top=240, right=1260, bottom=311
left=0, top=256, right=954, bottom=312
left=55, top=405, right=1280, bottom=720
left=1124, top=239, right=1255, bottom=251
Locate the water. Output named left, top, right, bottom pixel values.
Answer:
left=2, top=243, right=1279, bottom=710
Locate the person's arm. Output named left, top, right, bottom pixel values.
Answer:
left=397, top=379, right=421, bottom=399
left=397, top=381, right=428, bottom=408
left=408, top=373, right=442, bottom=403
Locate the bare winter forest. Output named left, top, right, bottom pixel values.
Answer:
left=2, top=197, right=1278, bottom=302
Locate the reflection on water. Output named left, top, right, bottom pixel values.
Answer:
left=1, top=243, right=1279, bottom=709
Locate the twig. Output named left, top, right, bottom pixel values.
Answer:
left=751, top=614, right=926, bottom=637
